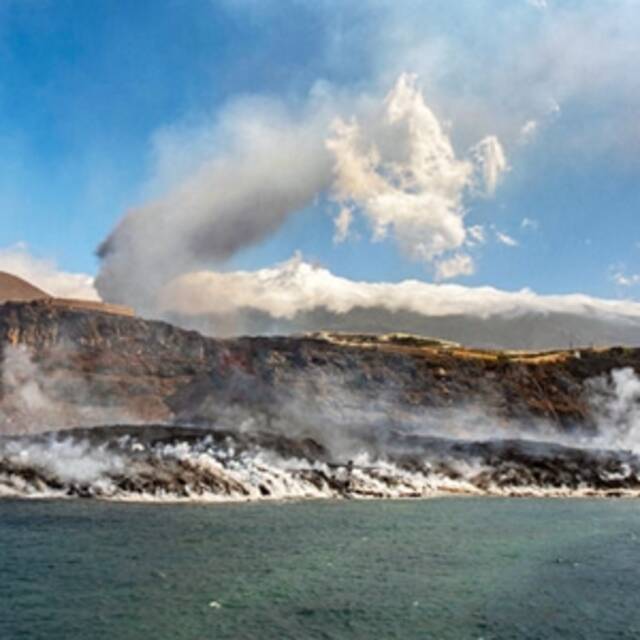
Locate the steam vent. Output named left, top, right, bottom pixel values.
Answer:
left=0, top=271, right=134, bottom=316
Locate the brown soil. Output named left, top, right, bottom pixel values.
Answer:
left=1, top=301, right=639, bottom=435
left=0, top=272, right=133, bottom=317
left=0, top=272, right=49, bottom=302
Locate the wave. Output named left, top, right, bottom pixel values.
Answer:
left=2, top=424, right=640, bottom=501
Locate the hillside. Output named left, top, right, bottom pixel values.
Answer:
left=0, top=272, right=48, bottom=303
left=0, top=300, right=638, bottom=436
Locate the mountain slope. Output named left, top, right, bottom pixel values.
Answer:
left=1, top=300, right=638, bottom=437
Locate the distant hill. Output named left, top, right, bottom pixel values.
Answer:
left=152, top=259, right=640, bottom=350
left=164, top=305, right=640, bottom=351
left=0, top=272, right=49, bottom=303
left=0, top=272, right=134, bottom=317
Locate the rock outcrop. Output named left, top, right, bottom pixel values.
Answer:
left=1, top=300, right=639, bottom=436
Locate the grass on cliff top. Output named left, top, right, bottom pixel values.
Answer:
left=312, top=331, right=625, bottom=364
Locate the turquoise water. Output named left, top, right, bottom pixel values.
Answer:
left=2, top=498, right=640, bottom=639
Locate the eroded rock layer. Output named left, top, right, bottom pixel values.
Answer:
left=0, top=300, right=638, bottom=436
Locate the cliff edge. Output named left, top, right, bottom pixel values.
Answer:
left=0, top=300, right=638, bottom=436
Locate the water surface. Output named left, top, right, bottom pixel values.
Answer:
left=2, top=498, right=640, bottom=639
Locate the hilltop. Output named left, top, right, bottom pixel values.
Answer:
left=0, top=271, right=133, bottom=317
left=0, top=272, right=48, bottom=303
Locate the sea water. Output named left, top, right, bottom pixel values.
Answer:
left=2, top=497, right=640, bottom=639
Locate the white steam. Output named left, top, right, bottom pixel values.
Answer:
left=1, top=346, right=53, bottom=432
left=0, top=434, right=479, bottom=501
left=327, top=74, right=506, bottom=277
left=4, top=365, right=640, bottom=501
left=589, top=367, right=640, bottom=451
left=96, top=75, right=506, bottom=315
left=96, top=94, right=334, bottom=313
left=2, top=437, right=127, bottom=487
left=0, top=345, right=138, bottom=435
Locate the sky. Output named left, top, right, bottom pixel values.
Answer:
left=1, top=0, right=640, bottom=320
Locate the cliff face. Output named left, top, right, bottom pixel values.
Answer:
left=0, top=300, right=639, bottom=436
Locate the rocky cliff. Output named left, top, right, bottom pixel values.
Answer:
left=3, top=301, right=640, bottom=500
left=1, top=300, right=638, bottom=436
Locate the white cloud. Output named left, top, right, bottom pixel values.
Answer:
left=159, top=254, right=627, bottom=319
left=521, top=217, right=539, bottom=231
left=466, top=225, right=486, bottom=246
left=519, top=120, right=538, bottom=144
left=496, top=231, right=519, bottom=247
left=434, top=254, right=474, bottom=281
left=517, top=100, right=560, bottom=146
left=612, top=269, right=640, bottom=288
left=333, top=206, right=354, bottom=243
left=326, top=74, right=506, bottom=278
left=470, top=136, right=508, bottom=195
left=528, top=0, right=547, bottom=9
left=97, top=92, right=335, bottom=311
left=368, top=2, right=640, bottom=159
left=98, top=74, right=508, bottom=313
left=0, top=244, right=99, bottom=301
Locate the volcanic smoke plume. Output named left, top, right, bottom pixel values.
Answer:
left=93, top=74, right=640, bottom=348
left=96, top=95, right=333, bottom=315
left=96, top=76, right=506, bottom=321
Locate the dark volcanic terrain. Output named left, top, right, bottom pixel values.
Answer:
left=2, top=301, right=640, bottom=500
left=0, top=300, right=638, bottom=435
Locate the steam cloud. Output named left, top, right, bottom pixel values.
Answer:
left=86, top=4, right=640, bottom=344
left=95, top=75, right=506, bottom=316
left=0, top=345, right=138, bottom=435
left=588, top=367, right=640, bottom=451
left=96, top=96, right=334, bottom=313
left=3, top=362, right=640, bottom=501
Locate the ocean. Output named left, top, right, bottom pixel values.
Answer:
left=2, top=497, right=640, bottom=640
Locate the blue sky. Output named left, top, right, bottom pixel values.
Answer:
left=1, top=0, right=639, bottom=302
